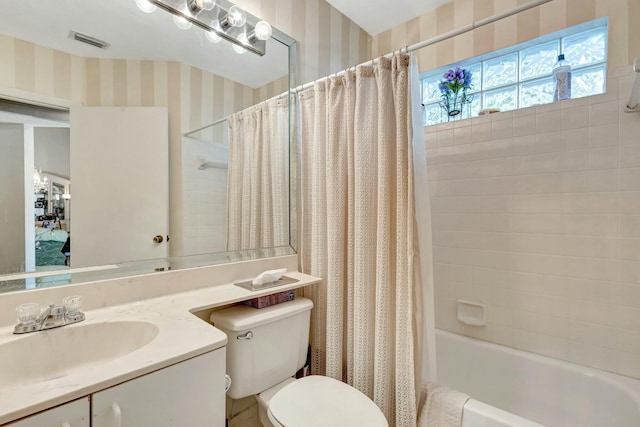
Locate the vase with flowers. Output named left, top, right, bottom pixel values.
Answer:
left=439, top=67, right=473, bottom=120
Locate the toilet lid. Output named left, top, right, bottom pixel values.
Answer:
left=268, top=376, right=388, bottom=427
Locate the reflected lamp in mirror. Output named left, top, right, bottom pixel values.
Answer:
left=33, top=169, right=49, bottom=194
left=137, top=0, right=273, bottom=56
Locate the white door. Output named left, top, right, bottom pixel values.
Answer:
left=70, top=107, right=168, bottom=268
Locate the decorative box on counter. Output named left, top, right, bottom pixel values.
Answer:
left=242, top=290, right=295, bottom=309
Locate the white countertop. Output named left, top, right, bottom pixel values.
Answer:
left=0, top=271, right=321, bottom=425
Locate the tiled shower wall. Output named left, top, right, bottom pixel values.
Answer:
left=427, top=65, right=640, bottom=378
left=181, top=138, right=228, bottom=256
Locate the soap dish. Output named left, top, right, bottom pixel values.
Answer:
left=234, top=275, right=298, bottom=291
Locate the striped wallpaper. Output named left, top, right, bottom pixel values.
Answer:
left=372, top=0, right=639, bottom=74
left=236, top=0, right=371, bottom=85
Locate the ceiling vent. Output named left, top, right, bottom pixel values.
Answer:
left=68, top=30, right=110, bottom=50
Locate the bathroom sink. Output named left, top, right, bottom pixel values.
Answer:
left=0, top=320, right=159, bottom=387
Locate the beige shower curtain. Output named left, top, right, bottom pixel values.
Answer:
left=299, top=55, right=421, bottom=427
left=227, top=98, right=289, bottom=252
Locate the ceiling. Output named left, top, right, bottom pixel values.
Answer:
left=326, top=0, right=453, bottom=36
left=0, top=0, right=289, bottom=89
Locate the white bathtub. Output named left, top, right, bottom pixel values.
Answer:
left=436, top=330, right=640, bottom=427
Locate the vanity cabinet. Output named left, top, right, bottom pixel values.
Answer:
left=3, top=349, right=225, bottom=427
left=6, top=398, right=89, bottom=427
left=92, top=349, right=225, bottom=427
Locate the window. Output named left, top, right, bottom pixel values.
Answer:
left=420, top=18, right=608, bottom=126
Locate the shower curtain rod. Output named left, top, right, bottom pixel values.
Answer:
left=294, top=0, right=553, bottom=92
left=183, top=115, right=228, bottom=137
left=183, top=0, right=552, bottom=137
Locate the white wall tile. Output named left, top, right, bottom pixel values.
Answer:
left=563, top=127, right=589, bottom=151
left=620, top=120, right=640, bottom=144
left=425, top=77, right=640, bottom=377
left=536, top=111, right=563, bottom=133
left=491, top=117, right=513, bottom=140
left=619, top=239, right=640, bottom=260
left=471, top=122, right=492, bottom=143
left=620, top=215, right=640, bottom=238
left=587, top=192, right=618, bottom=214
left=589, top=123, right=619, bottom=148
left=620, top=261, right=640, bottom=285
left=587, top=169, right=618, bottom=192
left=615, top=283, right=640, bottom=308
left=513, top=114, right=536, bottom=137
left=437, top=128, right=455, bottom=147
left=620, top=144, right=640, bottom=168
left=620, top=168, right=640, bottom=191
left=588, top=146, right=619, bottom=170
left=561, top=106, right=589, bottom=130
left=453, top=124, right=472, bottom=144
left=589, top=100, right=619, bottom=127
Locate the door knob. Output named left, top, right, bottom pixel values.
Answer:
left=153, top=235, right=164, bottom=243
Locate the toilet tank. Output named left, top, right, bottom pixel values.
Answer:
left=210, top=297, right=313, bottom=399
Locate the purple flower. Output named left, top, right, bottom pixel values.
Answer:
left=454, top=67, right=465, bottom=81
left=443, top=69, right=455, bottom=82
left=439, top=66, right=473, bottom=97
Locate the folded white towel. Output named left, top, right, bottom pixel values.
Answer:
left=417, top=382, right=469, bottom=427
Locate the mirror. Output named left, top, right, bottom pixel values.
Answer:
left=0, top=0, right=297, bottom=293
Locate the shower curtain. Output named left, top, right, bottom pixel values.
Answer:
left=298, top=55, right=426, bottom=427
left=226, top=98, right=290, bottom=252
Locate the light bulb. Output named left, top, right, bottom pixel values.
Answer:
left=232, top=33, right=248, bottom=54
left=135, top=0, right=157, bottom=13
left=173, top=14, right=192, bottom=30
left=187, top=0, right=215, bottom=13
left=253, top=21, right=272, bottom=41
left=206, top=30, right=221, bottom=43
left=227, top=6, right=246, bottom=27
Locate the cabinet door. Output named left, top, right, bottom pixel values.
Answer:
left=6, top=397, right=89, bottom=427
left=92, top=349, right=225, bottom=427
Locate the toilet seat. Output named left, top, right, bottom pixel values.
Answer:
left=267, top=376, right=388, bottom=427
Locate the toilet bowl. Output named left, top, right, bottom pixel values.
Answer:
left=264, top=376, right=387, bottom=427
left=210, top=297, right=388, bottom=427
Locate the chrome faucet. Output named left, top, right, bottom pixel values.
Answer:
left=37, top=304, right=67, bottom=330
left=14, top=297, right=85, bottom=334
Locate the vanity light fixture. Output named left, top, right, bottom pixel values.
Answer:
left=137, top=0, right=272, bottom=56
left=205, top=20, right=223, bottom=43
left=173, top=14, right=192, bottom=30
left=249, top=21, right=272, bottom=42
left=232, top=33, right=248, bottom=54
left=205, top=29, right=222, bottom=43
left=135, top=0, right=157, bottom=13
left=220, top=5, right=246, bottom=29
left=187, top=0, right=215, bottom=13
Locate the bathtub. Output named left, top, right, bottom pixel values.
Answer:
left=436, top=330, right=640, bottom=427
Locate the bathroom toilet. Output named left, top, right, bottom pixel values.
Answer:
left=210, top=297, right=388, bottom=427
